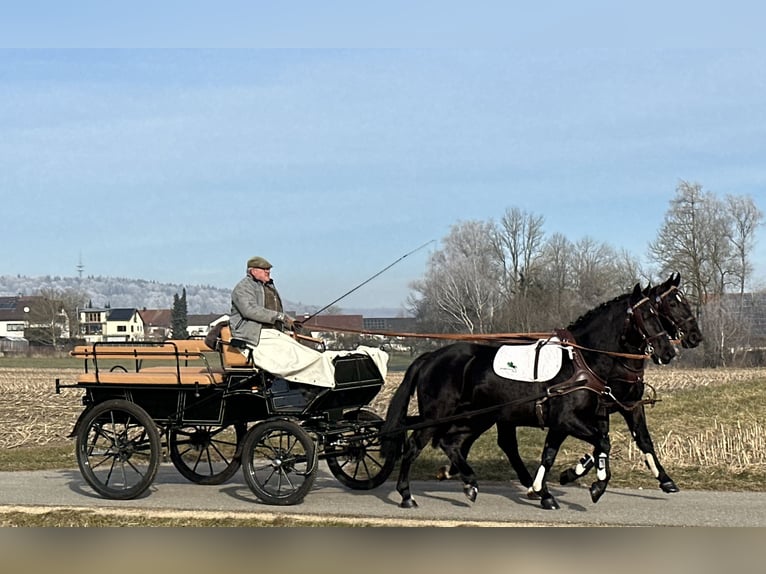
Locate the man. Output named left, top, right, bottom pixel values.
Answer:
left=230, top=255, right=387, bottom=387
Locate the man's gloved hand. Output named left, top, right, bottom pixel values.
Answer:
left=280, top=313, right=295, bottom=329
left=292, top=321, right=304, bottom=334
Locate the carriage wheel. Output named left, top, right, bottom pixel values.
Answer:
left=240, top=419, right=317, bottom=506
left=169, top=422, right=246, bottom=485
left=325, top=410, right=395, bottom=490
left=76, top=399, right=161, bottom=500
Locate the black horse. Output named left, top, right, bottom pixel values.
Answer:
left=433, top=273, right=704, bottom=496
left=556, top=273, right=703, bottom=491
left=381, top=284, right=676, bottom=510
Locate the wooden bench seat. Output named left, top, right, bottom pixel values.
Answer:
left=76, top=365, right=226, bottom=386
left=71, top=332, right=266, bottom=387
left=71, top=339, right=211, bottom=361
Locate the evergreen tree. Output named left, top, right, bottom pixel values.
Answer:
left=171, top=288, right=188, bottom=339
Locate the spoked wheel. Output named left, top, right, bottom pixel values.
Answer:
left=76, top=399, right=161, bottom=500
left=240, top=419, right=317, bottom=506
left=169, top=422, right=247, bottom=485
left=325, top=410, right=395, bottom=490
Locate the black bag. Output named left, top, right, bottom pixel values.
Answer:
left=204, top=321, right=228, bottom=350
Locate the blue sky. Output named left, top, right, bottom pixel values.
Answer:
left=2, top=5, right=766, bottom=311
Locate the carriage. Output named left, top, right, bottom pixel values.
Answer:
left=55, top=274, right=701, bottom=512
left=54, top=325, right=395, bottom=505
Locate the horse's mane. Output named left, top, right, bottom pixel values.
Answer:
left=567, top=291, right=631, bottom=331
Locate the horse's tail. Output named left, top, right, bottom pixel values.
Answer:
left=380, top=353, right=429, bottom=462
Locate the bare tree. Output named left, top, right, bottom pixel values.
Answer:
left=27, top=288, right=69, bottom=347
left=649, top=181, right=763, bottom=365
left=725, top=194, right=763, bottom=300
left=491, top=207, right=546, bottom=298
left=411, top=220, right=502, bottom=334
left=536, top=232, right=574, bottom=325
left=59, top=288, right=88, bottom=342
left=648, top=181, right=732, bottom=313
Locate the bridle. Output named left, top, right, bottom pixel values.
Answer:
left=623, top=295, right=671, bottom=361
left=651, top=284, right=697, bottom=343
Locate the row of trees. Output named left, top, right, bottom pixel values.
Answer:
left=15, top=181, right=763, bottom=366
left=408, top=181, right=763, bottom=366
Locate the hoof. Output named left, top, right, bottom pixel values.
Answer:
left=540, top=497, right=560, bottom=510
left=526, top=487, right=540, bottom=500
left=463, top=484, right=478, bottom=503
left=399, top=498, right=418, bottom=509
left=436, top=466, right=450, bottom=481
left=589, top=481, right=607, bottom=503
left=660, top=480, right=680, bottom=494
left=559, top=468, right=578, bottom=485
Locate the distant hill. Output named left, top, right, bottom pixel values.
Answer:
left=0, top=275, right=407, bottom=317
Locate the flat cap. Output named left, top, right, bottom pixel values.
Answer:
left=247, top=256, right=272, bottom=269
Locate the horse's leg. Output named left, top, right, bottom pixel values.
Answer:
left=395, top=429, right=430, bottom=509
left=531, top=429, right=567, bottom=510
left=436, top=433, right=478, bottom=481
left=587, top=411, right=613, bottom=504
left=621, top=405, right=679, bottom=493
left=559, top=415, right=608, bottom=485
left=438, top=429, right=483, bottom=503
left=495, top=421, right=536, bottom=497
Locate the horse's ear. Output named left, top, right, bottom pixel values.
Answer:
left=672, top=272, right=681, bottom=286
left=632, top=283, right=642, bottom=297
left=643, top=283, right=652, bottom=296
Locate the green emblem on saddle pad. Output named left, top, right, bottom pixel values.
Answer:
left=506, top=361, right=517, bottom=370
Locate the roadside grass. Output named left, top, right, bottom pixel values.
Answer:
left=0, top=509, right=372, bottom=527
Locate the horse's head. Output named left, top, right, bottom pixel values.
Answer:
left=647, top=273, right=703, bottom=349
left=625, top=283, right=676, bottom=365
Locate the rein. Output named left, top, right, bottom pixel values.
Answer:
left=371, top=297, right=663, bottom=436
left=302, top=324, right=651, bottom=361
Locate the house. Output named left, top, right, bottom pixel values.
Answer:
left=362, top=316, right=418, bottom=333
left=725, top=292, right=766, bottom=344
left=139, top=309, right=172, bottom=341
left=0, top=296, right=28, bottom=339
left=139, top=309, right=228, bottom=339
left=187, top=313, right=228, bottom=338
left=0, top=295, right=70, bottom=347
left=79, top=307, right=144, bottom=343
left=301, top=314, right=364, bottom=334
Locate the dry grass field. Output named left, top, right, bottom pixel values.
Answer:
left=1, top=365, right=765, bottom=489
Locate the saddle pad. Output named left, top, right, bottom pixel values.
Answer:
left=492, top=337, right=569, bottom=382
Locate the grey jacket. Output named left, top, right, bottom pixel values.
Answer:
left=229, top=275, right=287, bottom=346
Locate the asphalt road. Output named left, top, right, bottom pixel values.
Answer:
left=2, top=463, right=765, bottom=526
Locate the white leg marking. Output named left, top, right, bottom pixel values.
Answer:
left=575, top=454, right=594, bottom=476
left=533, top=465, right=546, bottom=492
left=596, top=454, right=608, bottom=481
left=644, top=453, right=660, bottom=478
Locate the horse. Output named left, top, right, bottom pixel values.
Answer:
left=380, top=283, right=676, bottom=510
left=432, top=273, right=703, bottom=497
left=557, top=272, right=703, bottom=491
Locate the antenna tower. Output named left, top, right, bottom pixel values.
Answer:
left=77, top=253, right=84, bottom=279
